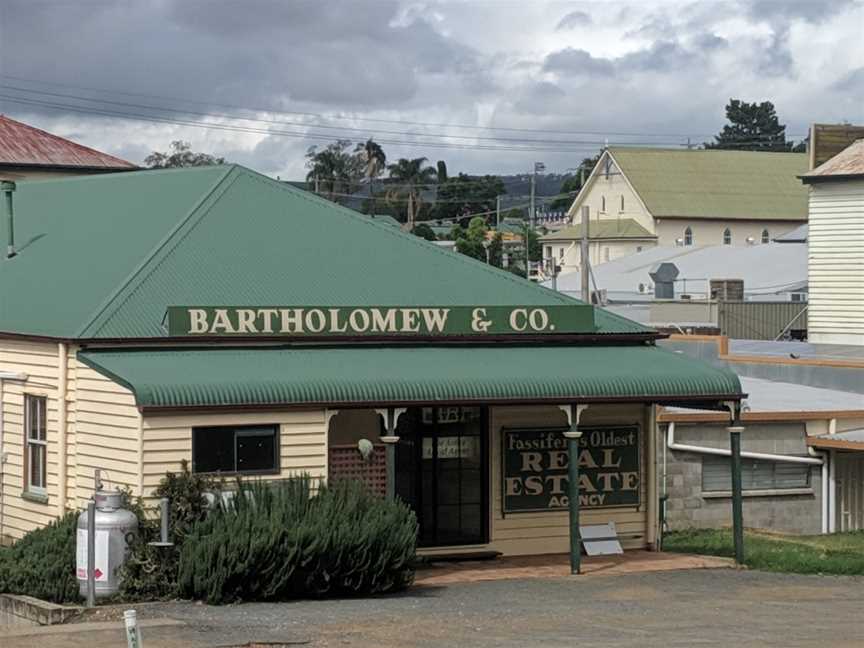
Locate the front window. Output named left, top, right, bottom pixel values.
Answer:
left=762, top=229, right=770, bottom=244
left=620, top=195, right=625, bottom=211
left=684, top=227, right=693, bottom=246
left=544, top=245, right=552, bottom=259
left=723, top=228, right=731, bottom=245
left=193, top=425, right=279, bottom=474
left=601, top=196, right=606, bottom=213
left=558, top=247, right=565, bottom=259
left=25, top=395, right=47, bottom=494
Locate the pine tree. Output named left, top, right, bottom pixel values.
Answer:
left=705, top=99, right=794, bottom=152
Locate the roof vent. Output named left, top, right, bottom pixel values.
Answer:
left=649, top=262, right=679, bottom=299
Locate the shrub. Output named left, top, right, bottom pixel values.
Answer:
left=178, top=476, right=418, bottom=604
left=0, top=512, right=79, bottom=604
left=119, top=461, right=219, bottom=600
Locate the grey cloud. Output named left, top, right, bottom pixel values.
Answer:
left=618, top=40, right=691, bottom=72
left=556, top=10, right=592, bottom=30
left=543, top=48, right=615, bottom=76
left=0, top=0, right=483, bottom=110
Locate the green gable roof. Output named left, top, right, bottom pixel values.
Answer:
left=607, top=147, right=808, bottom=222
left=0, top=165, right=650, bottom=339
left=79, top=345, right=743, bottom=410
left=541, top=218, right=656, bottom=242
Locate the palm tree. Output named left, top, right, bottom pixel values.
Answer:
left=304, top=140, right=358, bottom=201
left=386, top=157, right=438, bottom=229
left=356, top=139, right=386, bottom=213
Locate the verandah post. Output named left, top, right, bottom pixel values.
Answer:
left=560, top=404, right=588, bottom=575
left=728, top=425, right=745, bottom=565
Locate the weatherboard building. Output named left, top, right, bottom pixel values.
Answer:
left=0, top=166, right=743, bottom=560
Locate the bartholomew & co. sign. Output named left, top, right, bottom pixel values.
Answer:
left=166, top=305, right=594, bottom=337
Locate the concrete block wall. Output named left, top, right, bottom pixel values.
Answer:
left=660, top=422, right=823, bottom=535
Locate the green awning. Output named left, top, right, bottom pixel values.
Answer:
left=79, top=345, right=743, bottom=411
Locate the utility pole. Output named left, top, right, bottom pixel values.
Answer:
left=528, top=162, right=545, bottom=280
left=581, top=205, right=590, bottom=303
left=496, top=195, right=501, bottom=228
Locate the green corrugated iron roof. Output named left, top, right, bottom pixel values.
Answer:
left=607, top=147, right=808, bottom=221
left=79, top=345, right=743, bottom=410
left=0, top=165, right=651, bottom=339
left=541, top=218, right=656, bottom=241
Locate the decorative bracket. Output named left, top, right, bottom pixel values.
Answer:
left=558, top=404, right=588, bottom=429
left=324, top=408, right=340, bottom=430
left=375, top=407, right=407, bottom=442
left=722, top=400, right=743, bottom=425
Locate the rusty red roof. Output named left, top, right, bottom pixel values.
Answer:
left=801, top=139, right=864, bottom=183
left=0, top=114, right=136, bottom=170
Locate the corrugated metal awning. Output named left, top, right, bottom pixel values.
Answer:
left=79, top=345, right=743, bottom=411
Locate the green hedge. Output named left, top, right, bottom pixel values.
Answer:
left=178, top=477, right=418, bottom=604
left=0, top=512, right=80, bottom=604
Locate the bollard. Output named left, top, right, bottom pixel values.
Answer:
left=86, top=499, right=96, bottom=608
left=124, top=609, right=143, bottom=648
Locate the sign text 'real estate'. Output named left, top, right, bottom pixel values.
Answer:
left=502, top=427, right=640, bottom=512
left=166, top=305, right=595, bottom=337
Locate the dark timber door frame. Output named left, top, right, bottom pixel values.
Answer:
left=396, top=406, right=490, bottom=547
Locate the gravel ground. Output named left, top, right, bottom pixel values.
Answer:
left=31, top=569, right=864, bottom=648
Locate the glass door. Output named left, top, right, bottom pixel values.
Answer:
left=396, top=406, right=488, bottom=547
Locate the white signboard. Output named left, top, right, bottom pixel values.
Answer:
left=76, top=529, right=110, bottom=582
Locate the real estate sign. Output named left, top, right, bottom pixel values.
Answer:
left=502, top=426, right=640, bottom=512
left=166, top=305, right=595, bottom=337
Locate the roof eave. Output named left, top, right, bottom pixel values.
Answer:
left=800, top=173, right=864, bottom=185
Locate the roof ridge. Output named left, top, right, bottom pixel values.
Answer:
left=76, top=165, right=237, bottom=337
left=0, top=114, right=136, bottom=168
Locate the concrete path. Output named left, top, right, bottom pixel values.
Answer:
left=3, top=569, right=863, bottom=647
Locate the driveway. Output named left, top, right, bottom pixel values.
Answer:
left=3, top=569, right=863, bottom=647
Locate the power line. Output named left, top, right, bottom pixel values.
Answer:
left=0, top=95, right=612, bottom=154
left=0, top=73, right=808, bottom=140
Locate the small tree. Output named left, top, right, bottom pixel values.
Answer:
left=412, top=223, right=437, bottom=241
left=305, top=139, right=363, bottom=202
left=144, top=141, right=226, bottom=168
left=454, top=216, right=490, bottom=262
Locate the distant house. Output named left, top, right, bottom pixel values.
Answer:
left=800, top=139, right=864, bottom=346
left=0, top=114, right=136, bottom=181
left=540, top=218, right=657, bottom=272
left=553, top=148, right=808, bottom=268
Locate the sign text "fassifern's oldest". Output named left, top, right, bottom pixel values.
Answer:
left=166, top=306, right=595, bottom=337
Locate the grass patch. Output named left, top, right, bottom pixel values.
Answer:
left=664, top=528, right=864, bottom=576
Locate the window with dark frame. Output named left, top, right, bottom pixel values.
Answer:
left=24, top=395, right=47, bottom=494
left=192, top=425, right=279, bottom=475
left=761, top=228, right=770, bottom=244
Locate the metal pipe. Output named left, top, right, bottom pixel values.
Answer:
left=160, top=497, right=170, bottom=543
left=828, top=449, right=837, bottom=533
left=667, top=422, right=822, bottom=465
left=86, top=499, right=96, bottom=607
left=2, top=181, right=16, bottom=258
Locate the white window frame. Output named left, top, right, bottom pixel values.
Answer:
left=24, top=394, right=47, bottom=495
left=684, top=227, right=693, bottom=246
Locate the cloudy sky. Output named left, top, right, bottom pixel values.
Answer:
left=0, top=0, right=862, bottom=178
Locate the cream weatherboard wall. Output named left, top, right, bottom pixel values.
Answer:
left=0, top=340, right=142, bottom=543
left=140, top=410, right=329, bottom=496
left=806, top=181, right=864, bottom=345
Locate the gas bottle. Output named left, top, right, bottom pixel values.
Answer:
left=76, top=490, right=138, bottom=599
